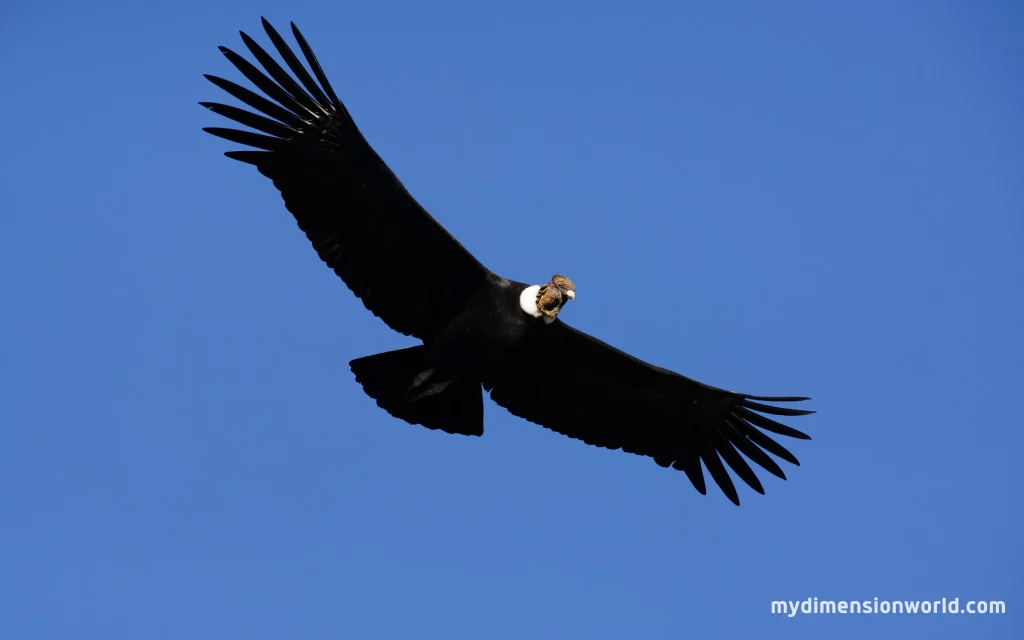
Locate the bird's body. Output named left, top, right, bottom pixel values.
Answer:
left=432, top=277, right=536, bottom=376
left=202, top=18, right=816, bottom=505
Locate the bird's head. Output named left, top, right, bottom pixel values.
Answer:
left=520, top=274, right=576, bottom=323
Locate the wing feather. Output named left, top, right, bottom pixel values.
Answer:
left=486, top=321, right=814, bottom=505
left=202, top=19, right=491, bottom=340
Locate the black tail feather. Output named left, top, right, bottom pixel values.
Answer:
left=350, top=346, right=483, bottom=437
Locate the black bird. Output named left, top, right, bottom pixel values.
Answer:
left=201, top=18, right=815, bottom=505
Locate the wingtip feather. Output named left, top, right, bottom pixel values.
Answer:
left=743, top=394, right=812, bottom=403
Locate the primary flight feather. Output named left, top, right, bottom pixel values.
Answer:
left=201, top=18, right=815, bottom=505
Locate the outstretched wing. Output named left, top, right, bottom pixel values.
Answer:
left=201, top=18, right=491, bottom=341
left=484, top=322, right=814, bottom=505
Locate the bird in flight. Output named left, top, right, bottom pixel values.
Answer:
left=201, top=18, right=815, bottom=505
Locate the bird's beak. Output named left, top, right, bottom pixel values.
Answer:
left=565, top=290, right=575, bottom=300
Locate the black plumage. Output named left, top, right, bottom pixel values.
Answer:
left=202, top=18, right=815, bottom=505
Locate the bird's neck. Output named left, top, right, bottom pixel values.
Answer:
left=519, top=285, right=556, bottom=324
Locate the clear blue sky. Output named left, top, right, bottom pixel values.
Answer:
left=2, top=1, right=1021, bottom=638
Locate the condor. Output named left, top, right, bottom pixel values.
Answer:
left=201, top=18, right=815, bottom=505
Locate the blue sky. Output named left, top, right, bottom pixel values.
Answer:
left=2, top=1, right=1021, bottom=638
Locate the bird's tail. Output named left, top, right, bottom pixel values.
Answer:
left=350, top=346, right=483, bottom=436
